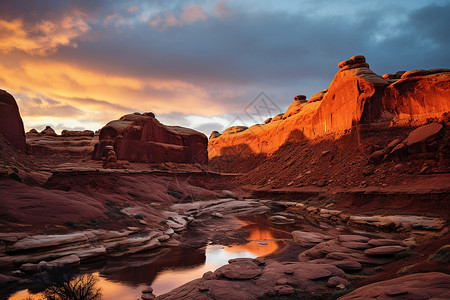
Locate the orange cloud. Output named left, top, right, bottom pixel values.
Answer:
left=0, top=13, right=89, bottom=55
left=0, top=56, right=225, bottom=132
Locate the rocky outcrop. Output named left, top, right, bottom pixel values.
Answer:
left=92, top=112, right=208, bottom=164
left=283, top=95, right=308, bottom=119
left=40, top=126, right=57, bottom=136
left=209, top=55, right=390, bottom=160
left=383, top=69, right=450, bottom=126
left=209, top=56, right=450, bottom=166
left=26, top=130, right=98, bottom=157
left=157, top=258, right=348, bottom=299
left=0, top=89, right=26, bottom=153
left=340, top=272, right=450, bottom=299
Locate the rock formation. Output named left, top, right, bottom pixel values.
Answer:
left=102, top=145, right=118, bottom=169
left=40, top=126, right=57, bottom=136
left=26, top=128, right=98, bottom=157
left=209, top=56, right=450, bottom=163
left=383, top=69, right=450, bottom=126
left=340, top=272, right=450, bottom=299
left=92, top=112, right=208, bottom=164
left=0, top=89, right=26, bottom=153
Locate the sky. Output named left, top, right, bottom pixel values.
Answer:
left=0, top=0, right=449, bottom=135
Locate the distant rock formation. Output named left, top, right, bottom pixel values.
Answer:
left=61, top=130, right=94, bottom=137
left=40, top=126, right=57, bottom=136
left=92, top=112, right=208, bottom=164
left=209, top=56, right=450, bottom=161
left=0, top=89, right=26, bottom=153
left=26, top=127, right=97, bottom=157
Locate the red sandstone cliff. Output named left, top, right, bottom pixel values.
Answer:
left=208, top=56, right=450, bottom=162
left=0, top=89, right=26, bottom=153
left=92, top=112, right=208, bottom=164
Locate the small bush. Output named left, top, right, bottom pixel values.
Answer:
left=9, top=172, right=22, bottom=182
left=395, top=250, right=412, bottom=260
left=428, top=245, right=450, bottom=263
left=374, top=266, right=384, bottom=272
left=332, top=288, right=354, bottom=299
left=397, top=264, right=415, bottom=274
left=64, top=221, right=76, bottom=229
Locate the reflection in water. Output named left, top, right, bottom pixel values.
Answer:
left=9, top=214, right=292, bottom=299
left=10, top=268, right=101, bottom=300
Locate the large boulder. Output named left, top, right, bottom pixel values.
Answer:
left=92, top=112, right=208, bottom=164
left=0, top=89, right=26, bottom=153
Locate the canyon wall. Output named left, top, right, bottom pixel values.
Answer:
left=209, top=56, right=450, bottom=161
left=0, top=89, right=26, bottom=153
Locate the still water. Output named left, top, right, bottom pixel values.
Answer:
left=9, top=215, right=292, bottom=299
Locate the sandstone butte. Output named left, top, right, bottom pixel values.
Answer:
left=0, top=89, right=26, bottom=153
left=208, top=56, right=450, bottom=160
left=92, top=112, right=208, bottom=164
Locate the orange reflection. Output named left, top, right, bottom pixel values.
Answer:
left=225, top=217, right=281, bottom=257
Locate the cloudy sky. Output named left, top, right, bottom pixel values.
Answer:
left=1, top=0, right=449, bottom=134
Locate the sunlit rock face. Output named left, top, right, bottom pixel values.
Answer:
left=383, top=69, right=450, bottom=126
left=208, top=56, right=450, bottom=161
left=0, top=89, right=26, bottom=153
left=92, top=112, right=208, bottom=164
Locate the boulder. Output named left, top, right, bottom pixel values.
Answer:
left=338, top=235, right=370, bottom=243
left=330, top=259, right=362, bottom=272
left=0, top=89, right=26, bottom=152
left=403, top=122, right=443, bottom=147
left=292, top=231, right=331, bottom=247
left=92, top=113, right=208, bottom=164
left=340, top=242, right=370, bottom=250
left=215, top=260, right=262, bottom=280
left=293, top=95, right=307, bottom=102
left=364, top=245, right=406, bottom=256
left=339, top=272, right=450, bottom=300
left=327, top=276, right=349, bottom=288
left=367, top=239, right=404, bottom=247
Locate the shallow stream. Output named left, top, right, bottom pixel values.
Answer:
left=8, top=215, right=296, bottom=299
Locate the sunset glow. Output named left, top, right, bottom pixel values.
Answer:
left=1, top=0, right=448, bottom=134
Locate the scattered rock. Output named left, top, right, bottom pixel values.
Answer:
left=215, top=260, right=262, bottom=280
left=327, top=276, right=349, bottom=288
left=292, top=231, right=331, bottom=247
left=330, top=260, right=362, bottom=272
left=367, top=239, right=404, bottom=247
left=338, top=235, right=370, bottom=243
left=275, top=285, right=295, bottom=295
left=364, top=245, right=406, bottom=256
left=269, top=215, right=295, bottom=224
